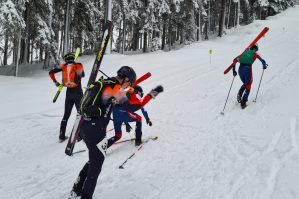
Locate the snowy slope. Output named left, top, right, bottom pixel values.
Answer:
left=1, top=6, right=299, bottom=199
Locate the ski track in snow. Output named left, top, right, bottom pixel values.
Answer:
left=1, top=6, right=299, bottom=199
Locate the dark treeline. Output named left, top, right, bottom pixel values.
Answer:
left=0, top=0, right=296, bottom=69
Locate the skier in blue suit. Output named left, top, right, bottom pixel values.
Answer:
left=232, top=44, right=268, bottom=108
left=108, top=85, right=153, bottom=147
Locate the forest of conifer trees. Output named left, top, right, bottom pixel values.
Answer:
left=0, top=0, right=297, bottom=70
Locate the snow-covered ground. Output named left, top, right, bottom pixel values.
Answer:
left=1, top=6, right=299, bottom=199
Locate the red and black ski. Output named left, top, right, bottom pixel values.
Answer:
left=223, top=27, right=269, bottom=74
left=65, top=21, right=113, bottom=156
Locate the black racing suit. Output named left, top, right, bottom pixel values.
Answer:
left=49, top=67, right=84, bottom=139
left=71, top=78, right=120, bottom=199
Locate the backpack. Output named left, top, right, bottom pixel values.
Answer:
left=80, top=78, right=115, bottom=118
left=239, top=50, right=256, bottom=65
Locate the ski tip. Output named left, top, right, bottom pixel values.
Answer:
left=119, top=166, right=124, bottom=169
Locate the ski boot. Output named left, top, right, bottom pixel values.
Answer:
left=237, top=94, right=242, bottom=103
left=59, top=120, right=68, bottom=142
left=237, top=86, right=245, bottom=103
left=135, top=123, right=142, bottom=146
left=135, top=138, right=142, bottom=146
left=68, top=190, right=80, bottom=199
left=59, top=134, right=68, bottom=143
left=240, top=99, right=247, bottom=109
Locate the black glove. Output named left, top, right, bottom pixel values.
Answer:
left=146, top=119, right=152, bottom=126
left=233, top=70, right=237, bottom=76
left=125, top=123, right=132, bottom=132
left=263, top=63, right=268, bottom=69
left=55, top=81, right=61, bottom=87
left=149, top=85, right=164, bottom=98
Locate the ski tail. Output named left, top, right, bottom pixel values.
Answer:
left=133, top=72, right=151, bottom=86
left=53, top=84, right=63, bottom=103
left=87, top=21, right=113, bottom=86
left=64, top=21, right=113, bottom=156
left=74, top=47, right=80, bottom=61
left=224, top=27, right=269, bottom=74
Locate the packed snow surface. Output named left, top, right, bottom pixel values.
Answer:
left=1, top=6, right=299, bottom=199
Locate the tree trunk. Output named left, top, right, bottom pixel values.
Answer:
left=143, top=32, right=148, bottom=52
left=122, top=19, right=126, bottom=53
left=39, top=40, right=44, bottom=62
left=63, top=0, right=70, bottom=55
left=13, top=33, right=18, bottom=65
left=15, top=30, right=22, bottom=77
left=30, top=39, right=33, bottom=64
left=218, top=0, right=226, bottom=37
left=3, top=32, right=9, bottom=65
left=162, top=23, right=166, bottom=50
left=226, top=0, right=232, bottom=29
left=132, top=22, right=139, bottom=51
left=22, top=2, right=30, bottom=64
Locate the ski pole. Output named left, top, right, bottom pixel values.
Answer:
left=220, top=76, right=235, bottom=115
left=253, top=69, right=265, bottom=103
left=118, top=136, right=158, bottom=169
left=119, top=145, right=143, bottom=169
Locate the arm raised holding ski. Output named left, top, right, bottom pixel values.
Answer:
left=224, top=27, right=269, bottom=75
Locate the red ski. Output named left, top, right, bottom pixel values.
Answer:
left=224, top=27, right=269, bottom=74
left=134, top=72, right=151, bottom=86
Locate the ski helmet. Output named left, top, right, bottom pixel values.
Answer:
left=117, top=66, right=136, bottom=85
left=63, top=52, right=75, bottom=62
left=134, top=85, right=144, bottom=97
left=250, top=44, right=258, bottom=51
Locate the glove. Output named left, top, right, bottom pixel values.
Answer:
left=125, top=123, right=132, bottom=132
left=233, top=70, right=237, bottom=77
left=55, top=81, right=61, bottom=87
left=146, top=119, right=152, bottom=126
left=149, top=85, right=164, bottom=98
left=263, top=63, right=268, bottom=69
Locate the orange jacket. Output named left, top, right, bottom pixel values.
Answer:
left=49, top=62, right=84, bottom=88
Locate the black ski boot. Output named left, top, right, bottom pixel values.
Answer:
left=69, top=163, right=89, bottom=198
left=240, top=99, right=247, bottom=109
left=237, top=85, right=245, bottom=103
left=135, top=123, right=142, bottom=146
left=135, top=138, right=142, bottom=146
left=237, top=94, right=242, bottom=103
left=59, top=120, right=68, bottom=142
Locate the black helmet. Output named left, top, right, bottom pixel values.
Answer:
left=250, top=44, right=258, bottom=51
left=117, top=66, right=136, bottom=85
left=63, top=52, right=75, bottom=62
left=134, top=85, right=143, bottom=97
